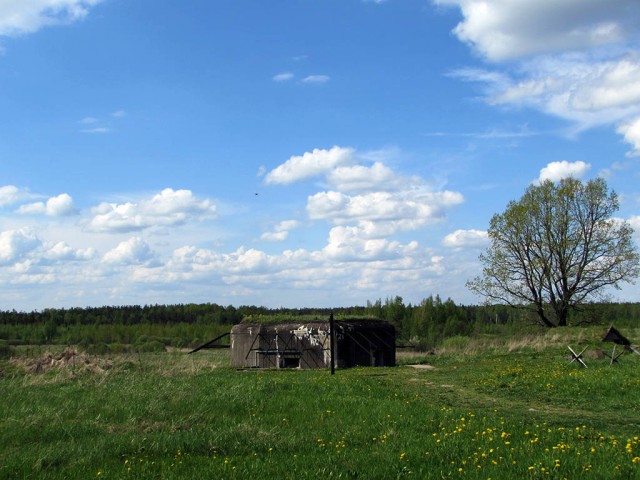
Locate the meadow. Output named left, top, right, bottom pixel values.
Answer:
left=1, top=327, right=639, bottom=479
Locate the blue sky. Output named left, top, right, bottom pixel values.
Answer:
left=1, top=0, right=639, bottom=310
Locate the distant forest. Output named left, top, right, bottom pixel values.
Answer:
left=1, top=297, right=639, bottom=353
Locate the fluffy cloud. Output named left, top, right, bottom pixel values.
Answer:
left=455, top=55, right=640, bottom=131
left=41, top=241, right=94, bottom=263
left=163, top=245, right=285, bottom=277
left=326, top=162, right=404, bottom=192
left=442, top=1, right=640, bottom=155
left=307, top=189, right=464, bottom=229
left=629, top=215, right=640, bottom=242
left=138, top=235, right=438, bottom=296
left=0, top=0, right=102, bottom=36
left=442, top=229, right=489, bottom=249
left=617, top=117, right=640, bottom=156
left=0, top=185, right=32, bottom=207
left=260, top=220, right=300, bottom=242
left=267, top=146, right=464, bottom=243
left=535, top=160, right=591, bottom=184
left=88, top=188, right=216, bottom=233
left=18, top=193, right=77, bottom=216
left=0, top=228, right=40, bottom=265
left=435, top=0, right=640, bottom=62
left=264, top=146, right=355, bottom=185
left=323, top=226, right=418, bottom=262
left=0, top=228, right=94, bottom=271
left=103, top=237, right=157, bottom=266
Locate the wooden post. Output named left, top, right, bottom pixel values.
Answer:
left=330, top=311, right=335, bottom=375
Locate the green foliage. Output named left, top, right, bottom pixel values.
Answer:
left=0, top=339, right=14, bottom=358
left=134, top=340, right=166, bottom=353
left=440, top=335, right=471, bottom=350
left=468, top=178, right=640, bottom=328
left=1, top=299, right=639, bottom=352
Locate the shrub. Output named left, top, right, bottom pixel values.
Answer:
left=440, top=335, right=471, bottom=350
left=135, top=340, right=166, bottom=353
left=0, top=339, right=14, bottom=359
left=108, top=343, right=131, bottom=354
left=85, top=342, right=111, bottom=355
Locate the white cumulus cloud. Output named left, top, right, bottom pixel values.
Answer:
left=103, top=237, right=157, bottom=266
left=264, top=146, right=355, bottom=185
left=40, top=241, right=95, bottom=264
left=0, top=185, right=33, bottom=207
left=442, top=0, right=640, bottom=156
left=307, top=189, right=463, bottom=229
left=268, top=146, right=464, bottom=241
left=0, top=228, right=41, bottom=266
left=442, top=229, right=489, bottom=249
left=535, top=160, right=591, bottom=184
left=18, top=193, right=77, bottom=216
left=435, top=0, right=640, bottom=62
left=628, top=215, right=640, bottom=242
left=0, top=0, right=102, bottom=37
left=88, top=188, right=217, bottom=233
left=326, top=162, right=403, bottom=192
left=617, top=117, right=640, bottom=156
left=322, top=226, right=417, bottom=262
left=455, top=55, right=640, bottom=134
left=260, top=220, right=300, bottom=242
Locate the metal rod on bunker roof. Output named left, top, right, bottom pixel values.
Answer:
left=330, top=310, right=335, bottom=375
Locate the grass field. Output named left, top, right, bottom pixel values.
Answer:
left=1, top=327, right=639, bottom=479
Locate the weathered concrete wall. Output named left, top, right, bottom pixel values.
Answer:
left=231, top=320, right=395, bottom=369
left=337, top=321, right=396, bottom=368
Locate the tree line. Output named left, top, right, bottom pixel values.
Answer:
left=1, top=298, right=639, bottom=352
left=367, top=296, right=640, bottom=348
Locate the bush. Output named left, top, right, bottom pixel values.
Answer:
left=0, top=339, right=14, bottom=358
left=407, top=337, right=433, bottom=352
left=440, top=335, right=471, bottom=350
left=135, top=341, right=166, bottom=353
left=84, top=342, right=111, bottom=355
left=109, top=343, right=131, bottom=354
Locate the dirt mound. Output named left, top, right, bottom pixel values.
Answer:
left=11, top=349, right=112, bottom=375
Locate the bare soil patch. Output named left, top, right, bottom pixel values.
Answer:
left=406, top=364, right=436, bottom=370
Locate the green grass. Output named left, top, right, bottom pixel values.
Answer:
left=1, top=337, right=639, bottom=479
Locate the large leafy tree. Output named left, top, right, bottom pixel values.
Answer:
left=467, top=178, right=639, bottom=328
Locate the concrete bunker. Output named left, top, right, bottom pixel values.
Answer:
left=230, top=319, right=395, bottom=369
